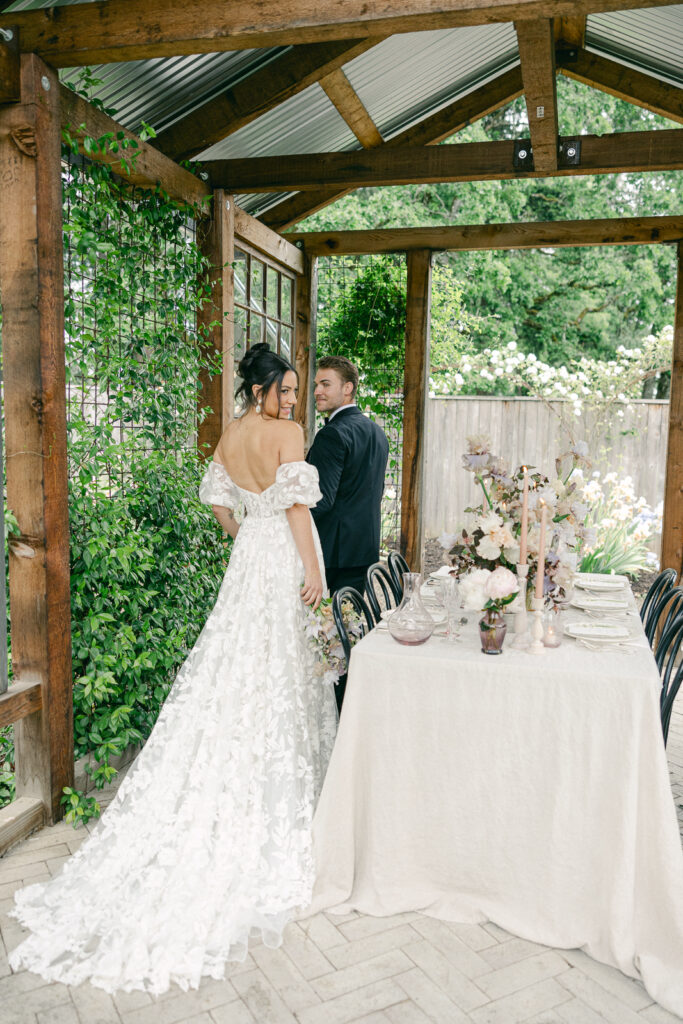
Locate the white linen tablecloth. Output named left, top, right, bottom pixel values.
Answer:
left=310, top=614, right=683, bottom=1015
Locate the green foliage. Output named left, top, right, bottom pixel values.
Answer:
left=61, top=787, right=100, bottom=827
left=301, top=77, right=682, bottom=377
left=0, top=728, right=14, bottom=806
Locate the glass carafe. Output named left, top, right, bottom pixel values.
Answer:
left=388, top=572, right=435, bottom=646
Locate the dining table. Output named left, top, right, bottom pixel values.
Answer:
left=309, top=581, right=683, bottom=1016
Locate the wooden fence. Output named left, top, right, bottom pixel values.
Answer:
left=423, top=397, right=669, bottom=549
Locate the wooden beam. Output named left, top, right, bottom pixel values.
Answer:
left=234, top=206, right=304, bottom=275
left=198, top=191, right=234, bottom=457
left=0, top=797, right=45, bottom=857
left=557, top=47, right=683, bottom=125
left=661, top=240, right=683, bottom=579
left=295, top=255, right=318, bottom=448
left=0, top=23, right=19, bottom=104
left=401, top=250, right=431, bottom=572
left=554, top=15, right=586, bottom=45
left=515, top=19, right=558, bottom=173
left=0, top=681, right=43, bottom=731
left=0, top=55, right=73, bottom=824
left=204, top=129, right=683, bottom=192
left=154, top=38, right=381, bottom=163
left=60, top=85, right=211, bottom=208
left=3, top=0, right=679, bottom=67
left=319, top=67, right=383, bottom=148
left=288, top=215, right=683, bottom=255
left=261, top=65, right=525, bottom=230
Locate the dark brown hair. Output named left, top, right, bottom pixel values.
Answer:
left=317, top=356, right=359, bottom=399
left=236, top=342, right=296, bottom=413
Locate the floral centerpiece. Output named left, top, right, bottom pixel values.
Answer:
left=304, top=597, right=363, bottom=687
left=440, top=435, right=595, bottom=611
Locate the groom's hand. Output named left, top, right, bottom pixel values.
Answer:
left=301, top=568, right=323, bottom=610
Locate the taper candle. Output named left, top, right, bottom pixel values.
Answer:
left=535, top=501, right=547, bottom=600
left=519, top=467, right=529, bottom=563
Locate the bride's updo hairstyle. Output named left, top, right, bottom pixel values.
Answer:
left=236, top=342, right=296, bottom=414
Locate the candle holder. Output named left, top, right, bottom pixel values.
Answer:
left=528, top=596, right=546, bottom=655
left=510, top=564, right=529, bottom=650
left=542, top=609, right=563, bottom=648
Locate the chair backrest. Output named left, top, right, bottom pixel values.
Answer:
left=655, top=612, right=683, bottom=746
left=365, top=562, right=401, bottom=620
left=661, top=660, right=683, bottom=746
left=640, top=568, right=677, bottom=628
left=387, top=551, right=410, bottom=598
left=646, top=586, right=683, bottom=648
left=332, top=587, right=376, bottom=666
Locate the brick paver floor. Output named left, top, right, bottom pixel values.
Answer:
left=2, top=705, right=682, bottom=1024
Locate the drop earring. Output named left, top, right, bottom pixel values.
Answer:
left=255, top=402, right=262, bottom=414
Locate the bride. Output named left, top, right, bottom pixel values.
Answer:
left=9, top=342, right=338, bottom=994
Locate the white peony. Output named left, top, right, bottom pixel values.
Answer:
left=477, top=535, right=502, bottom=561
left=484, top=566, right=518, bottom=601
left=477, top=510, right=503, bottom=534
left=459, top=568, right=491, bottom=611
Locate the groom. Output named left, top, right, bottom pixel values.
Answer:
left=306, top=355, right=389, bottom=599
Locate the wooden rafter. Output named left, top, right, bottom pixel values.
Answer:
left=515, top=19, right=558, bottom=173
left=153, top=38, right=382, bottom=163
left=260, top=66, right=525, bottom=230
left=287, top=215, right=683, bottom=255
left=2, top=0, right=680, bottom=67
left=203, top=129, right=683, bottom=192
left=319, top=67, right=384, bottom=147
left=557, top=47, right=683, bottom=125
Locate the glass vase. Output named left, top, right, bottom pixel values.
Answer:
left=388, top=572, right=435, bottom=646
left=478, top=608, right=507, bottom=655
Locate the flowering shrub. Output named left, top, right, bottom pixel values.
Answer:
left=577, top=470, right=662, bottom=576
left=429, top=326, right=673, bottom=419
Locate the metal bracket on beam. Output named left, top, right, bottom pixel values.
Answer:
left=555, top=46, right=579, bottom=65
left=513, top=140, right=534, bottom=171
left=559, top=138, right=581, bottom=166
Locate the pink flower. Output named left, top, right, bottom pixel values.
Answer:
left=484, top=566, right=518, bottom=601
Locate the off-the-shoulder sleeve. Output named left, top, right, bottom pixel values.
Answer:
left=199, top=462, right=241, bottom=508
left=272, top=461, right=322, bottom=511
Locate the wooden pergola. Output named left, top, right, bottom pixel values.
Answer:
left=0, top=0, right=681, bottom=842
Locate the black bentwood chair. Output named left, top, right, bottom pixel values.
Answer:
left=640, top=568, right=678, bottom=633
left=654, top=612, right=683, bottom=745
left=387, top=551, right=411, bottom=599
left=645, top=586, right=683, bottom=650
left=332, top=587, right=376, bottom=668
left=365, top=562, right=401, bottom=620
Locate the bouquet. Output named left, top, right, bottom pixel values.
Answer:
left=440, top=435, right=594, bottom=609
left=303, top=597, right=363, bottom=687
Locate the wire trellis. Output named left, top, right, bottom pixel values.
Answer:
left=317, top=254, right=406, bottom=555
left=63, top=150, right=201, bottom=498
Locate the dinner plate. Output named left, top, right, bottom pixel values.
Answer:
left=575, top=572, right=628, bottom=585
left=565, top=620, right=631, bottom=641
left=574, top=577, right=627, bottom=593
left=570, top=594, right=630, bottom=612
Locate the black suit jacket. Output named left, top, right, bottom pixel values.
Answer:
left=306, top=406, right=389, bottom=569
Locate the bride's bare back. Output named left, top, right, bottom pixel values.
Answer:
left=214, top=413, right=303, bottom=494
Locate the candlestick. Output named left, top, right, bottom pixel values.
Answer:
left=535, top=502, right=547, bottom=600
left=519, top=467, right=529, bottom=564
left=511, top=563, right=529, bottom=650
left=528, top=596, right=546, bottom=655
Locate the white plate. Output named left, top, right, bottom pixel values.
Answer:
left=575, top=577, right=627, bottom=593
left=571, top=594, right=630, bottom=612
left=565, top=621, right=631, bottom=641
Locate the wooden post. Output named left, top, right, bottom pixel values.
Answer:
left=197, top=190, right=234, bottom=456
left=661, top=241, right=683, bottom=579
left=0, top=54, right=73, bottom=823
left=295, top=253, right=318, bottom=448
left=401, top=250, right=432, bottom=571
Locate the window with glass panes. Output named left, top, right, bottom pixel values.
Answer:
left=233, top=246, right=295, bottom=366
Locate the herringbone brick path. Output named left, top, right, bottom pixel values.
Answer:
left=2, top=705, right=682, bottom=1024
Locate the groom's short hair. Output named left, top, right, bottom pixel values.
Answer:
left=317, top=356, right=359, bottom=398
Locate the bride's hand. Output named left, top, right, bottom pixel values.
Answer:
left=301, top=568, right=323, bottom=610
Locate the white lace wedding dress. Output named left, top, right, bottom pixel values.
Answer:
left=9, top=460, right=337, bottom=994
